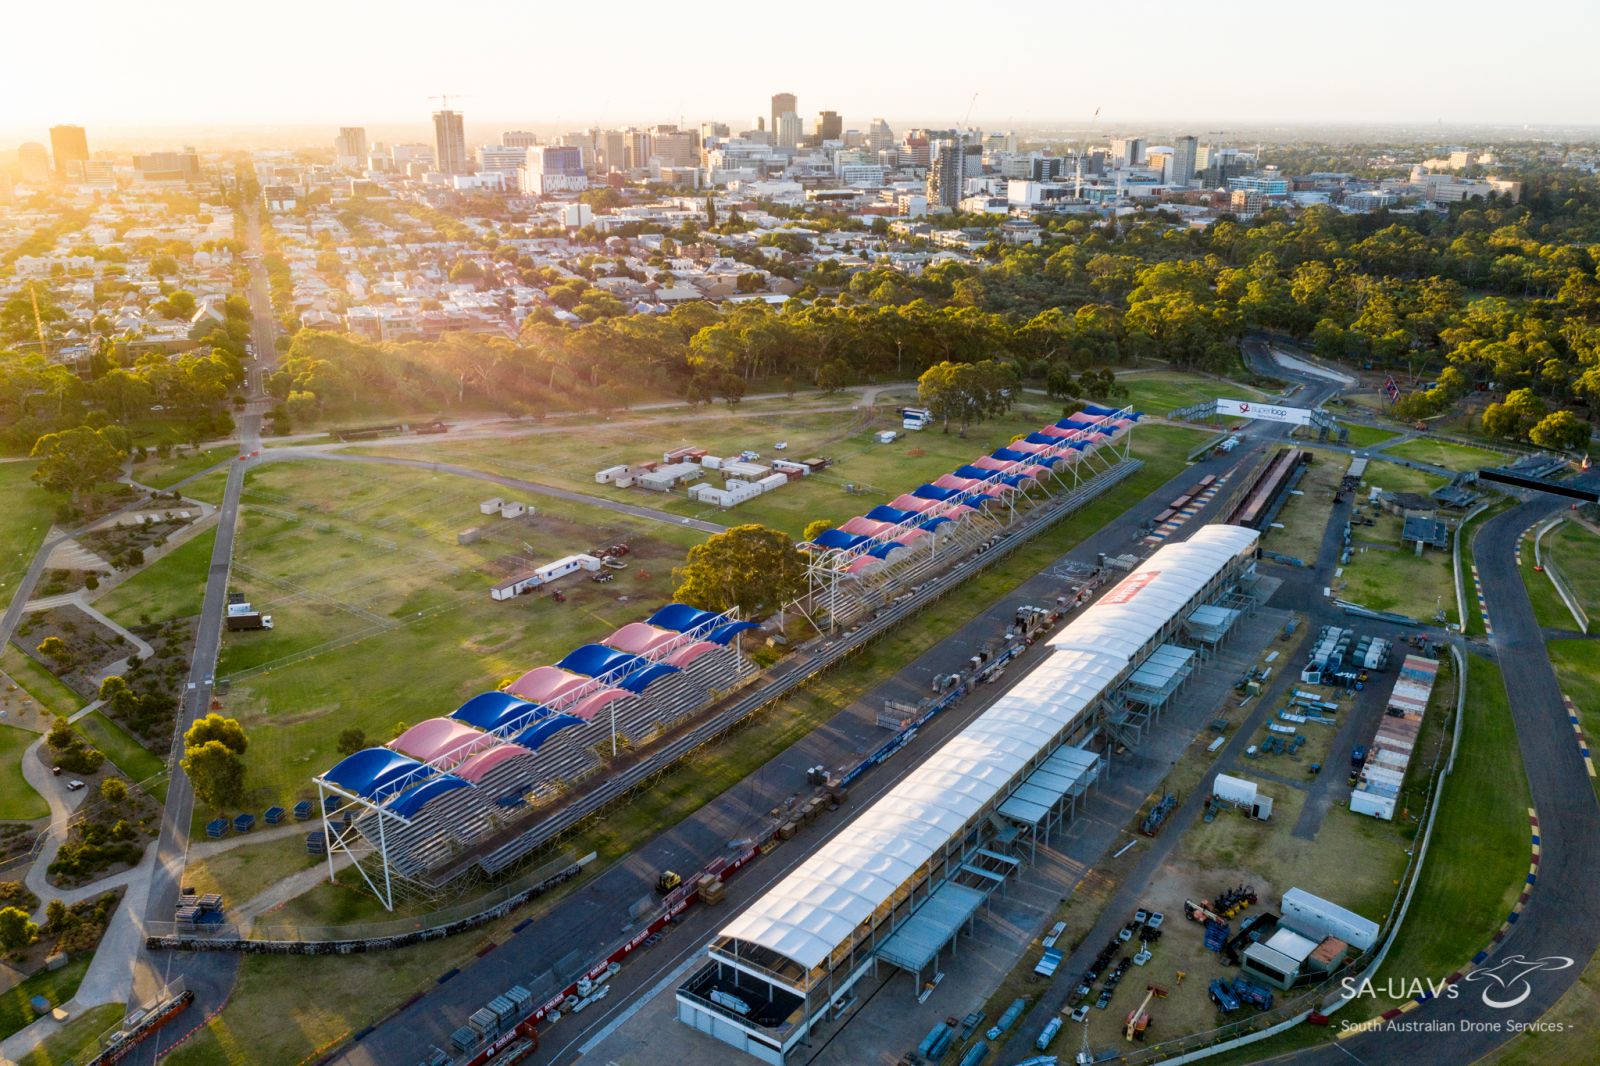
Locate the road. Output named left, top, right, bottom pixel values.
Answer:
left=1265, top=486, right=1600, bottom=1066
left=120, top=203, right=285, bottom=1060
left=324, top=365, right=1333, bottom=1065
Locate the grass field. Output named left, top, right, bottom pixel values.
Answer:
left=1385, top=437, right=1502, bottom=472
left=95, top=527, right=217, bottom=627
left=182, top=834, right=319, bottom=910
left=164, top=423, right=1208, bottom=1065
left=215, top=460, right=706, bottom=811
left=0, top=722, right=48, bottom=821
left=76, top=710, right=164, bottom=783
left=1520, top=525, right=1575, bottom=631
left=132, top=446, right=236, bottom=489
left=180, top=468, right=230, bottom=505
left=0, top=647, right=82, bottom=718
left=356, top=400, right=1083, bottom=540
left=0, top=957, right=90, bottom=1041
left=1341, top=513, right=1456, bottom=623
left=1546, top=640, right=1600, bottom=801
left=1365, top=655, right=1530, bottom=999
left=17, top=1002, right=122, bottom=1066
left=1340, top=422, right=1402, bottom=449
left=1116, top=369, right=1268, bottom=415
left=0, top=462, right=55, bottom=600
left=1262, top=451, right=1341, bottom=564
left=1543, top=520, right=1600, bottom=627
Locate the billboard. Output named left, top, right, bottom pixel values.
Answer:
left=1216, top=398, right=1312, bottom=426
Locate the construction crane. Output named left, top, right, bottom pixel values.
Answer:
left=428, top=93, right=467, bottom=111
left=959, top=92, right=979, bottom=133
left=1076, top=106, right=1101, bottom=199
left=1124, top=983, right=1168, bottom=1041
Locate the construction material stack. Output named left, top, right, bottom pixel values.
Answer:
left=1350, top=654, right=1438, bottom=820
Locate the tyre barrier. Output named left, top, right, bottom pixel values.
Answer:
left=145, top=859, right=586, bottom=955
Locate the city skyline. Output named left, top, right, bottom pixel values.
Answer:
left=7, top=0, right=1600, bottom=134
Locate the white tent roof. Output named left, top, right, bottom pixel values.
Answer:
left=716, top=524, right=1259, bottom=973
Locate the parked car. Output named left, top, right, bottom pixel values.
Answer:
left=67, top=780, right=86, bottom=792
left=1208, top=979, right=1240, bottom=1013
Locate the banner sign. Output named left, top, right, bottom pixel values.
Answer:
left=1216, top=398, right=1312, bottom=426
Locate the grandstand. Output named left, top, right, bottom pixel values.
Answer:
left=676, top=525, right=1261, bottom=1064
left=798, top=404, right=1142, bottom=628
left=315, top=604, right=757, bottom=908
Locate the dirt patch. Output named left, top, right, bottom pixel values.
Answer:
left=11, top=606, right=130, bottom=698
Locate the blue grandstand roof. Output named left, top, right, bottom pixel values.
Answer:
left=868, top=542, right=906, bottom=560
left=813, top=528, right=867, bottom=550
left=323, top=748, right=432, bottom=801
left=706, top=620, right=758, bottom=645
left=388, top=775, right=469, bottom=819
left=912, top=483, right=960, bottom=502
left=918, top=514, right=953, bottom=532
left=866, top=505, right=917, bottom=525
left=648, top=603, right=719, bottom=632
left=556, top=644, right=680, bottom=692
left=956, top=464, right=1027, bottom=486
left=991, top=447, right=1032, bottom=462
left=511, top=713, right=582, bottom=752
left=450, top=690, right=546, bottom=733
left=617, top=661, right=678, bottom=692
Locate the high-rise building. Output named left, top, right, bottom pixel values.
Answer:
left=502, top=130, right=541, bottom=148
left=776, top=111, right=802, bottom=149
left=17, top=143, right=50, bottom=184
left=815, top=111, right=842, bottom=143
left=478, top=144, right=528, bottom=178
left=1110, top=136, right=1146, bottom=166
left=522, top=145, right=587, bottom=195
left=334, top=127, right=368, bottom=169
left=926, top=137, right=965, bottom=209
left=391, top=142, right=433, bottom=167
left=770, top=93, right=796, bottom=137
left=902, top=133, right=930, bottom=167
left=49, top=125, right=89, bottom=181
left=649, top=125, right=699, bottom=167
left=433, top=110, right=469, bottom=174
left=133, top=150, right=200, bottom=183
left=1169, top=135, right=1198, bottom=187
left=700, top=121, right=730, bottom=142
left=868, top=118, right=895, bottom=153
left=595, top=129, right=627, bottom=172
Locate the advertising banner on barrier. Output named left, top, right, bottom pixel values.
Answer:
left=1216, top=398, right=1312, bottom=426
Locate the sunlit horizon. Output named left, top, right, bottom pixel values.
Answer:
left=7, top=0, right=1600, bottom=144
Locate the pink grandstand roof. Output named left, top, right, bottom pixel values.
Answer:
left=888, top=494, right=939, bottom=513
left=666, top=641, right=721, bottom=669
left=845, top=556, right=882, bottom=574
left=391, top=718, right=484, bottom=766
left=605, top=622, right=680, bottom=655
left=1035, top=424, right=1077, bottom=439
left=839, top=517, right=896, bottom=537
left=507, top=666, right=591, bottom=703
left=567, top=687, right=633, bottom=721
left=453, top=743, right=532, bottom=784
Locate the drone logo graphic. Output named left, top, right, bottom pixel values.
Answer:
left=1461, top=955, right=1574, bottom=1009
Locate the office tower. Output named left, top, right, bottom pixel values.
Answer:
left=132, top=150, right=200, bottom=182
left=478, top=144, right=528, bottom=177
left=776, top=111, right=802, bottom=149
left=1110, top=136, right=1146, bottom=166
left=334, top=127, right=367, bottom=169
left=815, top=110, right=842, bottom=142
left=522, top=146, right=587, bottom=195
left=433, top=109, right=469, bottom=174
left=17, top=143, right=50, bottom=184
left=700, top=121, right=730, bottom=142
left=49, top=125, right=89, bottom=180
left=926, top=137, right=964, bottom=209
left=391, top=142, right=433, bottom=167
left=770, top=93, right=796, bottom=137
left=625, top=129, right=653, bottom=170
left=593, top=129, right=626, bottom=172
left=649, top=125, right=698, bottom=166
left=902, top=134, right=930, bottom=167
left=502, top=130, right=540, bottom=148
left=868, top=118, right=894, bottom=153
left=1170, top=135, right=1198, bottom=186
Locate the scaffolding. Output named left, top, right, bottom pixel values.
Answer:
left=316, top=608, right=752, bottom=911
left=798, top=409, right=1138, bottom=630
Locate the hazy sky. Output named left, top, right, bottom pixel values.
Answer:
left=7, top=0, right=1600, bottom=139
